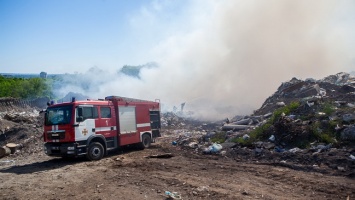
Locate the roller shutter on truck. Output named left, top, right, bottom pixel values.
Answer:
left=118, top=106, right=137, bottom=133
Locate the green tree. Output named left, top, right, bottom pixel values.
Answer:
left=0, top=75, right=53, bottom=99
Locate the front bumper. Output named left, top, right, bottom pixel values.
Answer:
left=44, top=141, right=87, bottom=157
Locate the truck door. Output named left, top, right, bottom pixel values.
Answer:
left=75, top=106, right=98, bottom=141
left=96, top=106, right=117, bottom=149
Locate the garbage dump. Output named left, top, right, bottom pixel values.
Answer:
left=1, top=73, right=355, bottom=177
left=162, top=72, right=355, bottom=177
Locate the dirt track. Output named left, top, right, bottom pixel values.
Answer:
left=0, top=137, right=354, bottom=200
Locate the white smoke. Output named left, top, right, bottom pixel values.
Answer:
left=57, top=0, right=355, bottom=120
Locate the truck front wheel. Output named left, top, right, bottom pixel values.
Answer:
left=87, top=142, right=104, bottom=161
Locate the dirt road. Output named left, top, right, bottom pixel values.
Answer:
left=0, top=138, right=354, bottom=200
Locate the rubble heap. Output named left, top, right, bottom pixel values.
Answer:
left=0, top=98, right=45, bottom=160
left=166, top=72, right=355, bottom=177
left=256, top=72, right=355, bottom=115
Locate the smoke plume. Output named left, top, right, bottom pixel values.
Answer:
left=57, top=0, right=355, bottom=120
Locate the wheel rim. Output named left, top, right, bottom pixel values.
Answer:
left=91, top=147, right=101, bottom=158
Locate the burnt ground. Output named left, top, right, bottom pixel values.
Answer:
left=0, top=135, right=354, bottom=200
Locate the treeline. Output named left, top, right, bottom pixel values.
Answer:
left=0, top=76, right=52, bottom=99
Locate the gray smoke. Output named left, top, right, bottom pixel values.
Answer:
left=57, top=0, right=355, bottom=120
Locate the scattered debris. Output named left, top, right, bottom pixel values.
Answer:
left=145, top=153, right=174, bottom=159
left=165, top=191, right=182, bottom=199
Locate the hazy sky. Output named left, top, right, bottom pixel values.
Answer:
left=1, top=0, right=355, bottom=119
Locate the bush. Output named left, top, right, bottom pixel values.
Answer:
left=210, top=132, right=227, bottom=143
left=270, top=101, right=300, bottom=123
left=0, top=76, right=52, bottom=99
left=243, top=101, right=300, bottom=144
left=310, top=121, right=336, bottom=144
left=321, top=102, right=335, bottom=115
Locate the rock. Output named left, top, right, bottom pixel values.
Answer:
left=188, top=142, right=198, bottom=148
left=220, top=151, right=227, bottom=156
left=289, top=147, right=302, bottom=153
left=0, top=146, right=11, bottom=158
left=262, top=142, right=275, bottom=150
left=276, top=102, right=286, bottom=107
left=343, top=114, right=355, bottom=122
left=242, top=134, right=250, bottom=140
left=341, top=125, right=355, bottom=141
left=254, top=148, right=263, bottom=154
left=337, top=166, right=346, bottom=171
left=196, top=186, right=209, bottom=192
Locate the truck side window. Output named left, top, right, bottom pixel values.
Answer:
left=81, top=107, right=98, bottom=120
left=100, top=107, right=111, bottom=118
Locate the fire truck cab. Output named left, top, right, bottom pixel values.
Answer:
left=43, top=96, right=161, bottom=160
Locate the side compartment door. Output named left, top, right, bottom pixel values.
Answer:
left=118, top=106, right=138, bottom=145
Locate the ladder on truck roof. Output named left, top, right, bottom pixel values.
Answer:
left=105, top=96, right=159, bottom=103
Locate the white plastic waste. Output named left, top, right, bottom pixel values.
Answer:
left=269, top=135, right=275, bottom=142
left=242, top=134, right=250, bottom=140
left=209, top=143, right=222, bottom=153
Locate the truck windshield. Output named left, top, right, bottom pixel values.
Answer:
left=45, top=105, right=73, bottom=125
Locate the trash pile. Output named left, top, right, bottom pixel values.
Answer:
left=0, top=98, right=45, bottom=160
left=166, top=72, right=355, bottom=176
left=161, top=112, right=222, bottom=132
left=256, top=72, right=355, bottom=115
left=216, top=72, right=355, bottom=148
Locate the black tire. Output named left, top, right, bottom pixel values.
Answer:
left=138, top=134, right=151, bottom=150
left=86, top=142, right=104, bottom=161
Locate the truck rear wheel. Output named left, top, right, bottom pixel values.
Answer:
left=86, top=142, right=104, bottom=161
left=138, top=134, right=151, bottom=150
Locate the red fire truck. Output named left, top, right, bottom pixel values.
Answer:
left=43, top=96, right=161, bottom=160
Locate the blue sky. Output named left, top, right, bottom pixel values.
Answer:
left=0, top=0, right=187, bottom=73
